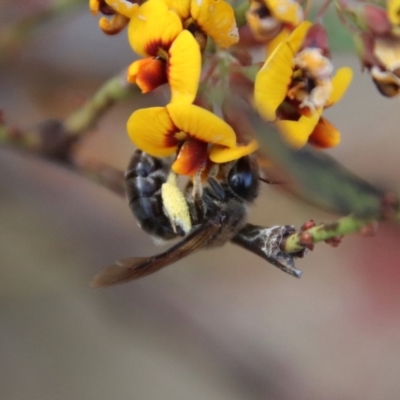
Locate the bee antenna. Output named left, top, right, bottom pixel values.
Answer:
left=259, top=177, right=285, bottom=185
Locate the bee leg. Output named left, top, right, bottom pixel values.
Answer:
left=188, top=165, right=207, bottom=223
left=207, top=177, right=226, bottom=200
left=231, top=224, right=304, bottom=278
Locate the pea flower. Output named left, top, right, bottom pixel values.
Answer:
left=335, top=0, right=400, bottom=97
left=89, top=0, right=138, bottom=35
left=246, top=0, right=304, bottom=54
left=124, top=0, right=201, bottom=104
left=254, top=21, right=352, bottom=148
left=127, top=103, right=258, bottom=176
left=164, top=0, right=239, bottom=49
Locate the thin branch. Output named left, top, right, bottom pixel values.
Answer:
left=0, top=67, right=137, bottom=198
left=316, top=0, right=333, bottom=22
left=234, top=1, right=250, bottom=28
left=64, top=70, right=139, bottom=137
left=281, top=215, right=375, bottom=253
left=1, top=66, right=138, bottom=147
left=73, top=157, right=126, bottom=198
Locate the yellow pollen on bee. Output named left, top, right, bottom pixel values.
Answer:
left=161, top=173, right=192, bottom=235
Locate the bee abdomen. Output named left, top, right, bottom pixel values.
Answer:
left=125, top=150, right=177, bottom=240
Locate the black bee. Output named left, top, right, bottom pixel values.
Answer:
left=91, top=150, right=303, bottom=287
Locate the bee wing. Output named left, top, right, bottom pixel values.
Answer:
left=91, top=223, right=220, bottom=287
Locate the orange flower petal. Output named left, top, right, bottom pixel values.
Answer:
left=168, top=30, right=201, bottom=104
left=326, top=67, right=353, bottom=107
left=128, top=58, right=168, bottom=93
left=166, top=103, right=237, bottom=147
left=209, top=139, right=260, bottom=163
left=127, top=107, right=179, bottom=157
left=265, top=0, right=304, bottom=25
left=172, top=138, right=209, bottom=176
left=276, top=110, right=321, bottom=148
left=190, top=0, right=239, bottom=48
left=99, top=13, right=129, bottom=35
left=128, top=0, right=183, bottom=57
left=308, top=117, right=341, bottom=148
left=105, top=0, right=139, bottom=17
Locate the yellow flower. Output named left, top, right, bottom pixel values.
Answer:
left=370, top=36, right=400, bottom=96
left=89, top=0, right=138, bottom=35
left=254, top=21, right=352, bottom=148
left=127, top=104, right=258, bottom=176
left=388, top=0, right=400, bottom=32
left=246, top=0, right=303, bottom=53
left=126, top=0, right=201, bottom=104
left=164, top=0, right=239, bottom=48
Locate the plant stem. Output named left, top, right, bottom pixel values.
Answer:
left=64, top=70, right=138, bottom=137
left=234, top=1, right=250, bottom=27
left=282, top=214, right=375, bottom=253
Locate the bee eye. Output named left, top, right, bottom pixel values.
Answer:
left=228, top=156, right=259, bottom=202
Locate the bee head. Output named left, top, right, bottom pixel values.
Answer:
left=227, top=155, right=259, bottom=202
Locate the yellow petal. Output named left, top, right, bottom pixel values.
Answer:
left=127, top=107, right=178, bottom=157
left=99, top=13, right=129, bottom=35
left=276, top=110, right=321, bottom=148
left=308, top=117, right=341, bottom=148
left=388, top=0, right=400, bottom=25
left=190, top=0, right=239, bottom=48
left=266, top=27, right=291, bottom=55
left=164, top=0, right=191, bottom=19
left=209, top=139, right=260, bottom=163
left=128, top=0, right=183, bottom=57
left=254, top=42, right=295, bottom=121
left=326, top=66, right=353, bottom=107
left=89, top=0, right=100, bottom=15
left=168, top=30, right=201, bottom=104
left=287, top=20, right=312, bottom=54
left=104, top=0, right=139, bottom=17
left=255, top=21, right=313, bottom=121
left=265, top=0, right=304, bottom=25
left=166, top=103, right=237, bottom=147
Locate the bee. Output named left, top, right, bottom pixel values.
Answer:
left=91, top=150, right=303, bottom=287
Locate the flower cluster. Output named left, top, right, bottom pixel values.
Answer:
left=246, top=0, right=304, bottom=53
left=90, top=0, right=400, bottom=181
left=91, top=0, right=257, bottom=177
left=254, top=21, right=352, bottom=148
left=336, top=0, right=400, bottom=97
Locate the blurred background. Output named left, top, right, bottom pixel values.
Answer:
left=1, top=1, right=400, bottom=399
